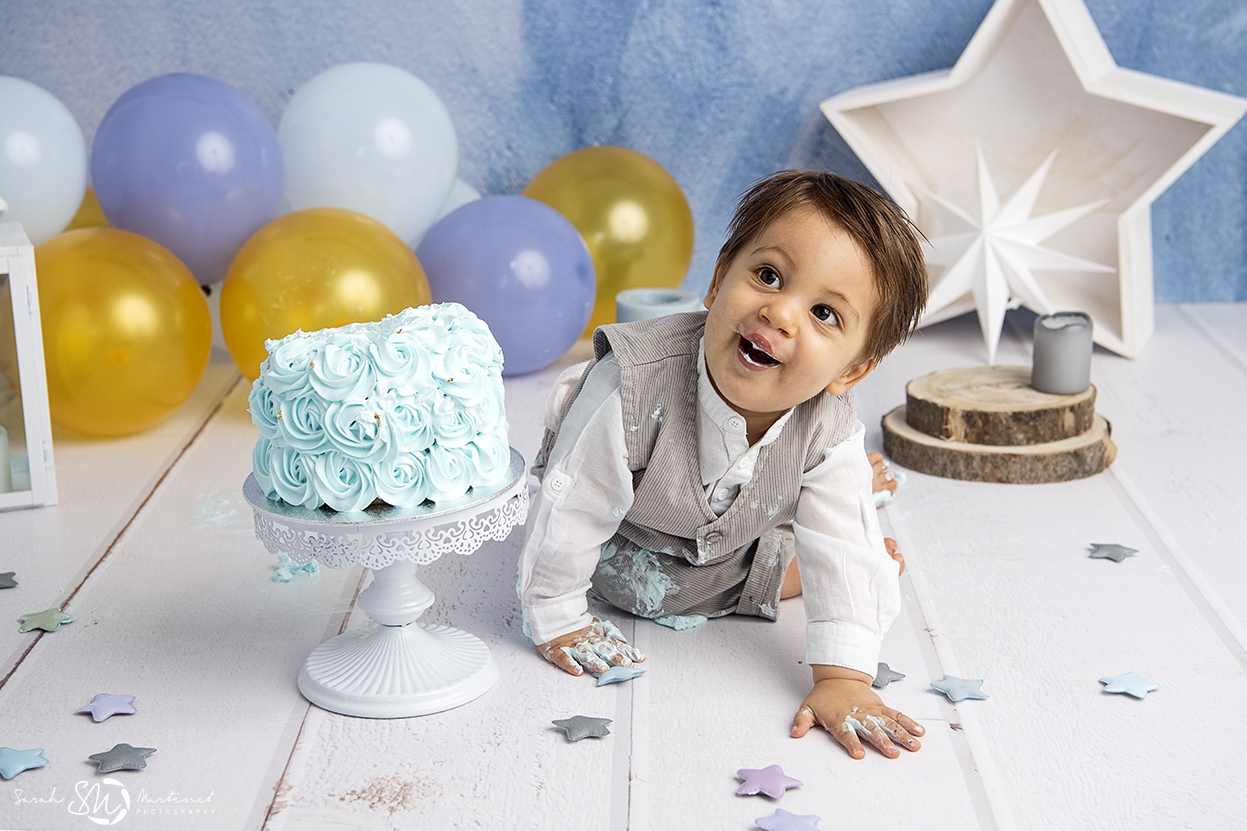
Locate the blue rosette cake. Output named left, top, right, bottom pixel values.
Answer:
left=248, top=303, right=510, bottom=512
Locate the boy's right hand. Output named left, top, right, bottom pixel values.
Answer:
left=538, top=618, right=646, bottom=677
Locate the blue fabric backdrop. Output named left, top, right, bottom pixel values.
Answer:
left=2, top=0, right=1244, bottom=302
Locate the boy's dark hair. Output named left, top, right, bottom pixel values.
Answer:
left=715, top=170, right=928, bottom=365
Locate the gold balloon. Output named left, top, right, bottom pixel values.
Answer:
left=220, top=208, right=432, bottom=380
left=65, top=186, right=109, bottom=230
left=523, top=146, right=694, bottom=334
left=35, top=228, right=212, bottom=436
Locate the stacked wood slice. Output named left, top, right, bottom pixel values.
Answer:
left=882, top=366, right=1116, bottom=484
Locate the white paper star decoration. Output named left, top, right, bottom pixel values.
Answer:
left=820, top=0, right=1247, bottom=358
left=923, top=146, right=1114, bottom=363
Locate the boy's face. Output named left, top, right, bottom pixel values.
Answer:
left=702, top=205, right=878, bottom=434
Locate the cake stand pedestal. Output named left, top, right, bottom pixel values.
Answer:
left=243, top=449, right=528, bottom=718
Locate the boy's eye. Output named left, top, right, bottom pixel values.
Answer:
left=757, top=267, right=780, bottom=287
left=812, top=304, right=839, bottom=325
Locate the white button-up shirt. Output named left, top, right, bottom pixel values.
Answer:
left=517, top=343, right=899, bottom=675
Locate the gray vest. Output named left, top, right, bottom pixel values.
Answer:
left=538, top=311, right=858, bottom=568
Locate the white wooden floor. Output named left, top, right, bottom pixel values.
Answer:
left=2, top=304, right=1246, bottom=831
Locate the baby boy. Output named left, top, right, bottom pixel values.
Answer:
left=518, top=170, right=928, bottom=759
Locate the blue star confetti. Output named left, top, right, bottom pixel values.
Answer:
left=0, top=747, right=49, bottom=780
left=0, top=572, right=17, bottom=589
left=595, top=665, right=646, bottom=686
left=1100, top=672, right=1159, bottom=699
left=930, top=675, right=988, bottom=702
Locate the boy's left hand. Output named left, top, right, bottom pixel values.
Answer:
left=791, top=668, right=924, bottom=759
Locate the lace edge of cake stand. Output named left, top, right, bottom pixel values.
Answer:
left=252, top=489, right=529, bottom=570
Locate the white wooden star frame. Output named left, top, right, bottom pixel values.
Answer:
left=820, top=0, right=1247, bottom=358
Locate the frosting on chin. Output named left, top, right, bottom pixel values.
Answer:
left=249, top=302, right=509, bottom=511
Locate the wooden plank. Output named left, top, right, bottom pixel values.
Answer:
left=858, top=309, right=1247, bottom=828
left=0, top=382, right=365, bottom=831
left=636, top=580, right=989, bottom=830
left=0, top=353, right=241, bottom=681
left=1074, top=305, right=1247, bottom=660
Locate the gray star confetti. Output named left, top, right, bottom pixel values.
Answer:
left=872, top=662, right=905, bottom=689
left=1100, top=672, right=1159, bottom=699
left=0, top=572, right=16, bottom=589
left=551, top=715, right=612, bottom=742
left=1089, top=543, right=1137, bottom=563
left=18, top=608, right=75, bottom=633
left=930, top=675, right=988, bottom=702
left=88, top=743, right=156, bottom=773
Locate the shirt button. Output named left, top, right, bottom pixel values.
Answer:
left=727, top=416, right=745, bottom=432
left=704, top=531, right=723, bottom=544
left=548, top=474, right=568, bottom=492
left=715, top=488, right=729, bottom=501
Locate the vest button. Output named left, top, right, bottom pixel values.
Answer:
left=704, top=530, right=723, bottom=545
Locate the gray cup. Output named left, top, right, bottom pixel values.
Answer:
left=616, top=288, right=704, bottom=323
left=1031, top=312, right=1093, bottom=395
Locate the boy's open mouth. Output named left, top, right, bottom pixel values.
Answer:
left=737, top=335, right=781, bottom=369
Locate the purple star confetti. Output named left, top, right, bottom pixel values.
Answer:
left=76, top=694, right=137, bottom=723
left=756, top=808, right=821, bottom=830
left=1100, top=672, right=1159, bottom=699
left=930, top=675, right=988, bottom=702
left=736, top=764, right=802, bottom=799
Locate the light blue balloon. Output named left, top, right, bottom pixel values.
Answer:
left=0, top=77, right=87, bottom=245
left=279, top=63, right=458, bottom=246
left=417, top=195, right=595, bottom=376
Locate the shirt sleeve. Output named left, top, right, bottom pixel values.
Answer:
left=517, top=354, right=634, bottom=645
left=792, top=423, right=900, bottom=675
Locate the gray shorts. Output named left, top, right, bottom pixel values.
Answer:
left=589, top=525, right=794, bottom=623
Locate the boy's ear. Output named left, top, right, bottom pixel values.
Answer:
left=704, top=262, right=725, bottom=309
left=825, top=358, right=876, bottom=396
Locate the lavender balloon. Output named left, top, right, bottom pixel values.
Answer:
left=417, top=195, right=595, bottom=376
left=91, top=74, right=283, bottom=284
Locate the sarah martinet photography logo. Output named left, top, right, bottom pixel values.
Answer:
left=12, top=780, right=217, bottom=825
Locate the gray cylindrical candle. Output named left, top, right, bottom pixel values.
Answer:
left=1031, top=312, right=1093, bottom=395
left=616, top=288, right=704, bottom=323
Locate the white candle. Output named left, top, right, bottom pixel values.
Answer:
left=0, top=425, right=11, bottom=493
left=1031, top=312, right=1093, bottom=395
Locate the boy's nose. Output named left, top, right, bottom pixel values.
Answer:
left=760, top=296, right=801, bottom=335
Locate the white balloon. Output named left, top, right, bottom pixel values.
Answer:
left=0, top=77, right=87, bottom=245
left=278, top=63, right=458, bottom=246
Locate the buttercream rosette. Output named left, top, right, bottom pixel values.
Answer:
left=248, top=303, right=510, bottom=512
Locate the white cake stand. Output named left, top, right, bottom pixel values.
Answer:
left=242, top=448, right=528, bottom=718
